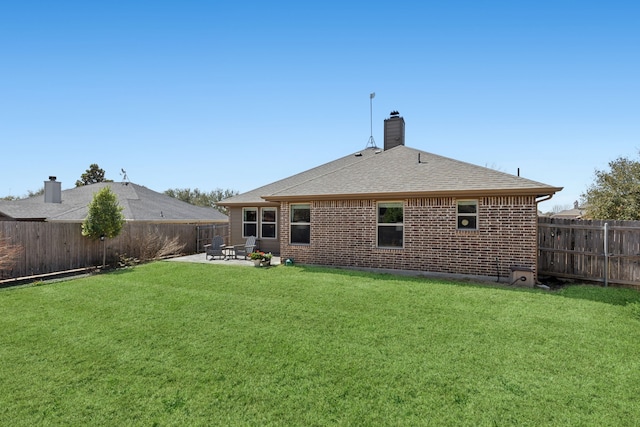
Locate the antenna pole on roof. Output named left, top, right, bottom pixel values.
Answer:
left=366, top=92, right=377, bottom=148
left=120, top=168, right=130, bottom=185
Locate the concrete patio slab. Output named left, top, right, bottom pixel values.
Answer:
left=166, top=252, right=280, bottom=267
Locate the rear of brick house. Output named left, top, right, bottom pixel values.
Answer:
left=219, top=113, right=561, bottom=282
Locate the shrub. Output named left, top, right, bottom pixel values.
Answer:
left=137, top=234, right=187, bottom=261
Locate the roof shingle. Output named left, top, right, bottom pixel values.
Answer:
left=220, top=146, right=561, bottom=205
left=0, top=182, right=228, bottom=223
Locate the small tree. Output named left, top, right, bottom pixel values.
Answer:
left=581, top=154, right=640, bottom=220
left=76, top=164, right=112, bottom=187
left=82, top=187, right=125, bottom=267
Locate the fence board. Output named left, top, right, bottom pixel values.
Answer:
left=0, top=221, right=228, bottom=279
left=538, top=217, right=640, bottom=286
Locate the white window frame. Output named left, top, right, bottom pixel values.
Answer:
left=457, top=200, right=478, bottom=230
left=290, top=203, right=311, bottom=245
left=377, top=201, right=404, bottom=248
left=260, top=207, right=277, bottom=239
left=242, top=207, right=258, bottom=238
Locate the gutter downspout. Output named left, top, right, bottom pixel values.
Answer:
left=535, top=194, right=553, bottom=205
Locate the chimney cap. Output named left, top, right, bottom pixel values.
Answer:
left=49, top=176, right=57, bottom=181
left=390, top=110, right=400, bottom=117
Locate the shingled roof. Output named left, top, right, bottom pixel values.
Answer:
left=219, top=145, right=562, bottom=205
left=0, top=182, right=228, bottom=223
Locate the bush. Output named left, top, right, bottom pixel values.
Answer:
left=137, top=234, right=187, bottom=261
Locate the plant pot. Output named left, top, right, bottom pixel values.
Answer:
left=253, top=260, right=261, bottom=267
left=260, top=260, right=271, bottom=267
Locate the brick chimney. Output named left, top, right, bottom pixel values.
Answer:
left=44, top=176, right=61, bottom=203
left=383, top=111, right=405, bottom=150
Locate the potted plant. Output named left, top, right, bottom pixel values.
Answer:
left=249, top=251, right=273, bottom=267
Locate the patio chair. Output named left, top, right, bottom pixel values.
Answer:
left=234, top=236, right=257, bottom=260
left=205, top=235, right=225, bottom=260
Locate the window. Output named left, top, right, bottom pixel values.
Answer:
left=457, top=200, right=478, bottom=230
left=377, top=202, right=403, bottom=247
left=290, top=204, right=310, bottom=244
left=243, top=208, right=257, bottom=237
left=261, top=208, right=277, bottom=239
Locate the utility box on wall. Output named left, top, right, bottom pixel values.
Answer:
left=509, top=266, right=535, bottom=287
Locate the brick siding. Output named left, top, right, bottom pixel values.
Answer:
left=280, top=196, right=538, bottom=280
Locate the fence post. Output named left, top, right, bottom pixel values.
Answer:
left=603, top=222, right=609, bottom=287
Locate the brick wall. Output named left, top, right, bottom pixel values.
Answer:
left=280, top=196, right=538, bottom=280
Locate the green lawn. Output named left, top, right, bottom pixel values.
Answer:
left=1, top=262, right=640, bottom=426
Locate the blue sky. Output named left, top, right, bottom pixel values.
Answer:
left=1, top=1, right=638, bottom=211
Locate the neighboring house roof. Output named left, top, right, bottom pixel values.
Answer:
left=0, top=182, right=228, bottom=223
left=220, top=145, right=562, bottom=205
left=551, top=208, right=586, bottom=219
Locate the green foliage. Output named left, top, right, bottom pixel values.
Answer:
left=582, top=154, right=640, bottom=219
left=81, top=186, right=125, bottom=240
left=26, top=187, right=44, bottom=198
left=1, top=263, right=639, bottom=425
left=2, top=187, right=44, bottom=201
left=75, top=163, right=112, bottom=187
left=381, top=206, right=403, bottom=223
left=164, top=187, right=238, bottom=214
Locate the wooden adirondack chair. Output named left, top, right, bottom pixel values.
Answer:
left=234, top=236, right=256, bottom=260
left=205, top=235, right=225, bottom=260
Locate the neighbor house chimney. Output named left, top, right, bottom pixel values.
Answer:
left=383, top=111, right=405, bottom=150
left=44, top=176, right=62, bottom=203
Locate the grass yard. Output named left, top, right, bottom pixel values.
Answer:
left=1, top=262, right=640, bottom=426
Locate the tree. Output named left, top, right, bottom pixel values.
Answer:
left=551, top=204, right=571, bottom=214
left=76, top=164, right=112, bottom=187
left=164, top=187, right=238, bottom=215
left=2, top=187, right=44, bottom=200
left=82, top=187, right=125, bottom=267
left=27, top=187, right=45, bottom=198
left=82, top=186, right=125, bottom=239
left=581, top=154, right=640, bottom=220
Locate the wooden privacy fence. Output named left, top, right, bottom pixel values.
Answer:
left=0, top=221, right=228, bottom=280
left=538, top=217, right=640, bottom=287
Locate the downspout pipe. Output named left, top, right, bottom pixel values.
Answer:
left=535, top=194, right=554, bottom=205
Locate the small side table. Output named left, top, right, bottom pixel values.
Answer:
left=223, top=246, right=236, bottom=260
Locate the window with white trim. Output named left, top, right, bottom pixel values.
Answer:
left=377, top=202, right=403, bottom=248
left=290, top=204, right=310, bottom=244
left=261, top=208, right=277, bottom=239
left=457, top=200, right=478, bottom=230
left=242, top=208, right=257, bottom=237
